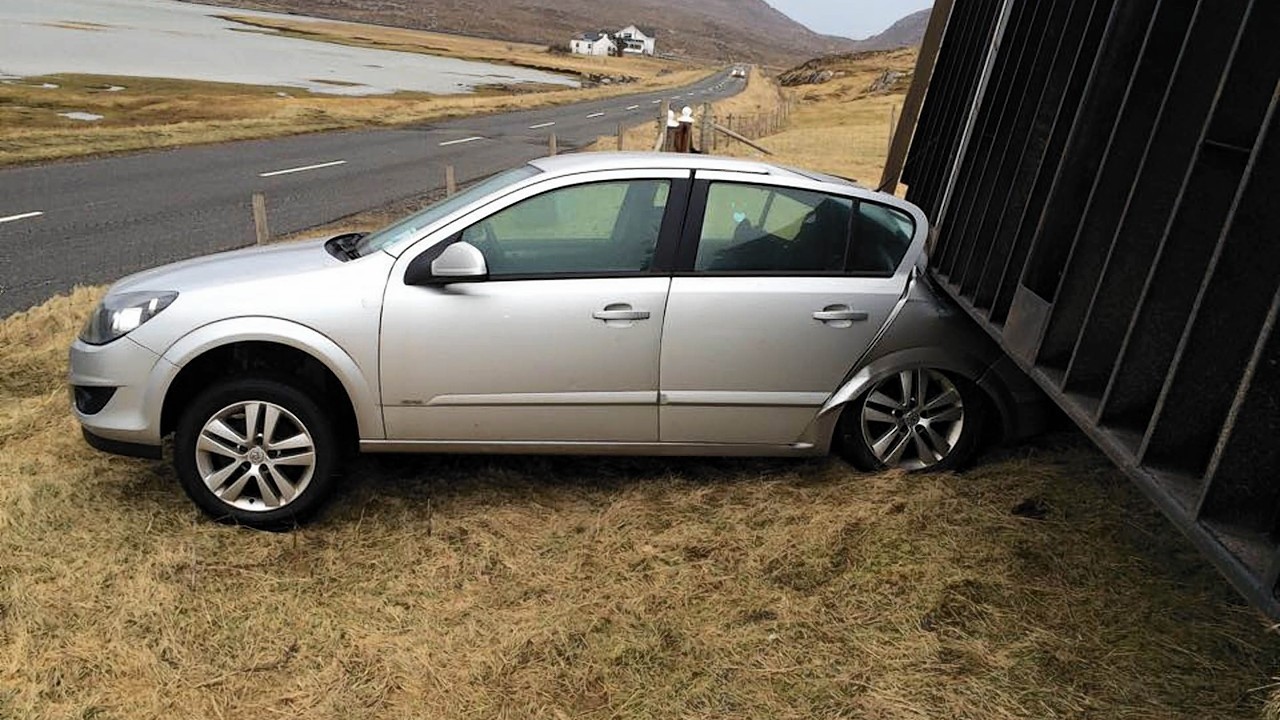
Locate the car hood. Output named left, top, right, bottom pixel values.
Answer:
left=110, top=238, right=338, bottom=295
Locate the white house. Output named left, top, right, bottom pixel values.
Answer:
left=615, top=25, right=657, bottom=56
left=570, top=31, right=616, bottom=56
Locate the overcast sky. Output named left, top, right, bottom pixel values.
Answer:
left=766, top=0, right=934, bottom=40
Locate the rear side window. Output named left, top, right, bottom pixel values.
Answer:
left=693, top=182, right=914, bottom=275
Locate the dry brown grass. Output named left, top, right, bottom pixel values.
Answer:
left=222, top=14, right=691, bottom=81
left=1, top=288, right=1278, bottom=718
left=4, top=46, right=1280, bottom=720
left=718, top=49, right=919, bottom=184
left=0, top=14, right=711, bottom=167
left=589, top=50, right=918, bottom=185
left=589, top=66, right=787, bottom=153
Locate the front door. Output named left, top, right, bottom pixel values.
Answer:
left=380, top=172, right=687, bottom=443
left=658, top=176, right=918, bottom=445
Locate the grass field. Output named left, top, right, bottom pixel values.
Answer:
left=0, top=14, right=707, bottom=167
left=3, top=49, right=1280, bottom=719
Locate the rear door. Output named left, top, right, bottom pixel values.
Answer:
left=658, top=172, right=920, bottom=445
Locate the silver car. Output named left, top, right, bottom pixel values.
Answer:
left=70, top=152, right=1045, bottom=528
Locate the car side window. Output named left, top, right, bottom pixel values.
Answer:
left=847, top=201, right=915, bottom=275
left=693, top=182, right=913, bottom=275
left=460, top=179, right=670, bottom=277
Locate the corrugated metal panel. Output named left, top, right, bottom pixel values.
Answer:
left=903, top=0, right=1280, bottom=616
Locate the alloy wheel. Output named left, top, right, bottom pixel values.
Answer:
left=859, top=368, right=966, bottom=470
left=193, top=400, right=316, bottom=512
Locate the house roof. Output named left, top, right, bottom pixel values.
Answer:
left=617, top=25, right=657, bottom=38
left=576, top=31, right=610, bottom=42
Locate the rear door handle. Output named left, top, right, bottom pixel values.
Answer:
left=593, top=303, right=650, bottom=322
left=813, top=306, right=868, bottom=322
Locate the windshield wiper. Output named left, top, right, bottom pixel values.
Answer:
left=326, top=232, right=367, bottom=261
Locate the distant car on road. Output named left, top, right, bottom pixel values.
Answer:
left=731, top=66, right=747, bottom=78
left=70, top=153, right=1045, bottom=528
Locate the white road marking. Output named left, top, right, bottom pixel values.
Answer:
left=528, top=121, right=556, bottom=129
left=0, top=210, right=43, bottom=225
left=651, top=99, right=661, bottom=104
left=258, top=159, right=346, bottom=178
left=586, top=112, right=605, bottom=118
left=438, top=136, right=485, bottom=147
left=625, top=104, right=640, bottom=111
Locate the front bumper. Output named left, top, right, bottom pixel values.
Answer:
left=81, top=428, right=162, bottom=459
left=69, top=335, right=174, bottom=453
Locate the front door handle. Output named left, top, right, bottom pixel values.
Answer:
left=593, top=303, right=650, bottom=322
left=813, top=305, right=869, bottom=323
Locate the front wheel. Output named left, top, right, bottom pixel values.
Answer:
left=173, top=377, right=338, bottom=529
left=837, top=368, right=986, bottom=472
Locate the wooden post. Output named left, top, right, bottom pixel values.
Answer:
left=879, top=0, right=955, bottom=193
left=888, top=104, right=899, bottom=157
left=712, top=123, right=773, bottom=155
left=251, top=192, right=269, bottom=245
left=700, top=103, right=713, bottom=153
left=445, top=164, right=456, bottom=197
left=654, top=100, right=669, bottom=151
left=616, top=122, right=625, bottom=151
left=549, top=132, right=558, bottom=157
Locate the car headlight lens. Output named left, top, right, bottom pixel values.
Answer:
left=80, top=291, right=178, bottom=345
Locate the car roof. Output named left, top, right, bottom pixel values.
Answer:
left=529, top=152, right=798, bottom=179
left=528, top=152, right=872, bottom=193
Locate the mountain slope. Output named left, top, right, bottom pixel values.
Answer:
left=849, top=8, right=932, bottom=51
left=184, top=0, right=859, bottom=65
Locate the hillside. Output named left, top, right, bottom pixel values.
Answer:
left=850, top=7, right=932, bottom=51
left=182, top=0, right=859, bottom=65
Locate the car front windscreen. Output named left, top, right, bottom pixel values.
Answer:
left=354, top=165, right=542, bottom=256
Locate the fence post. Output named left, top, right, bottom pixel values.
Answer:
left=676, top=106, right=694, bottom=153
left=617, top=122, right=625, bottom=151
left=445, top=164, right=456, bottom=197
left=251, top=192, right=269, bottom=245
left=700, top=102, right=713, bottom=153
left=888, top=105, right=899, bottom=156
left=549, top=132, right=558, bottom=157
left=656, top=100, right=670, bottom=151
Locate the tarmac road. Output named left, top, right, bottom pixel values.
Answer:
left=0, top=69, right=743, bottom=317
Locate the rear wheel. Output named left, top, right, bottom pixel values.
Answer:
left=173, top=377, right=337, bottom=529
left=838, top=368, right=985, bottom=472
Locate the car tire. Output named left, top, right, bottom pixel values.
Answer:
left=837, top=368, right=986, bottom=473
left=173, top=376, right=337, bottom=529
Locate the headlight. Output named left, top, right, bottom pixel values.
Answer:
left=80, top=291, right=178, bottom=345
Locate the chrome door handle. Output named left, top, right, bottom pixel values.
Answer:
left=813, top=307, right=868, bottom=322
left=593, top=306, right=650, bottom=321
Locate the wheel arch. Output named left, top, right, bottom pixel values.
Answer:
left=805, top=346, right=1018, bottom=453
left=155, top=317, right=382, bottom=443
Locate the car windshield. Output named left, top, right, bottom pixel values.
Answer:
left=354, top=165, right=542, bottom=256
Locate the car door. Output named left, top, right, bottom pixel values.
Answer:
left=380, top=169, right=689, bottom=443
left=658, top=172, right=921, bottom=445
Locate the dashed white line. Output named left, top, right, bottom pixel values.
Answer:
left=651, top=99, right=661, bottom=104
left=528, top=121, right=556, bottom=130
left=259, top=160, right=347, bottom=178
left=586, top=112, right=605, bottom=118
left=438, top=136, right=485, bottom=147
left=0, top=210, right=43, bottom=225
left=625, top=104, right=640, bottom=111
